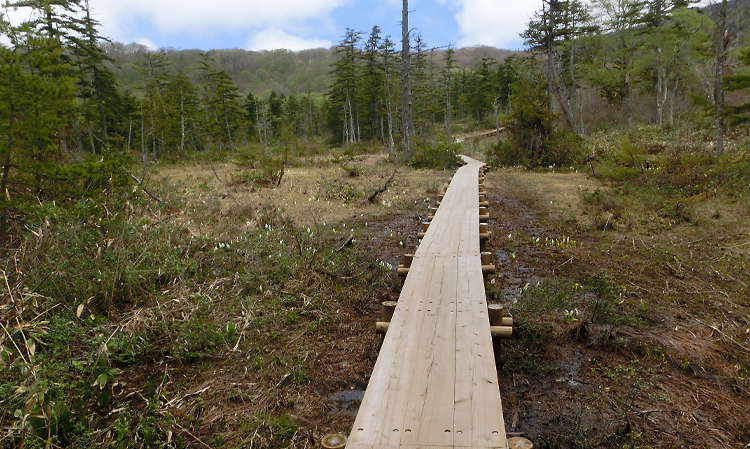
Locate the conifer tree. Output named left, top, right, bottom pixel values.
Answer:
left=381, top=37, right=399, bottom=155
left=71, top=0, right=123, bottom=152
left=328, top=29, right=363, bottom=146
left=441, top=47, right=456, bottom=139
left=0, top=4, right=76, bottom=247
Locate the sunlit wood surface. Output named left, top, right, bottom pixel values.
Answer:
left=346, top=156, right=507, bottom=449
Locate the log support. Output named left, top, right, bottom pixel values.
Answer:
left=481, top=251, right=496, bottom=275
left=321, top=434, right=347, bottom=449
left=417, top=221, right=430, bottom=239
left=397, top=253, right=413, bottom=276
left=488, top=304, right=513, bottom=338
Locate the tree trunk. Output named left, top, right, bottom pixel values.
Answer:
left=446, top=93, right=452, bottom=140
left=715, top=0, right=727, bottom=158
left=546, top=0, right=555, bottom=115
left=551, top=64, right=578, bottom=132
left=402, top=0, right=414, bottom=159
left=624, top=73, right=632, bottom=127
left=180, top=85, right=185, bottom=152
left=1, top=61, right=15, bottom=250
left=384, top=66, right=396, bottom=156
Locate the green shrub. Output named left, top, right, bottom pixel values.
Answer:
left=485, top=139, right=523, bottom=167
left=409, top=138, right=462, bottom=170
left=544, top=129, right=585, bottom=167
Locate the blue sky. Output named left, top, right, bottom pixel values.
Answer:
left=76, top=0, right=537, bottom=52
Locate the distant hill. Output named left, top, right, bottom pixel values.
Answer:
left=702, top=0, right=750, bottom=47
left=104, top=42, right=519, bottom=98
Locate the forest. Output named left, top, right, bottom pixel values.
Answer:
left=1, top=0, right=750, bottom=447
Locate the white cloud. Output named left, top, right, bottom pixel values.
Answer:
left=453, top=0, right=538, bottom=49
left=91, top=0, right=347, bottom=41
left=136, top=38, right=157, bottom=50
left=246, top=28, right=331, bottom=51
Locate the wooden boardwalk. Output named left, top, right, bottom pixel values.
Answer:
left=346, top=156, right=506, bottom=449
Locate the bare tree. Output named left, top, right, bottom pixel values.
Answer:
left=402, top=0, right=414, bottom=160
left=715, top=0, right=727, bottom=158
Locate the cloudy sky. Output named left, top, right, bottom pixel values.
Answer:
left=51, top=0, right=540, bottom=52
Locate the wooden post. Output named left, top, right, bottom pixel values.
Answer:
left=417, top=221, right=430, bottom=238
left=479, top=206, right=489, bottom=223
left=481, top=251, right=496, bottom=275
left=398, top=254, right=413, bottom=276
left=381, top=301, right=397, bottom=322
left=480, top=223, right=492, bottom=240
left=321, top=434, right=347, bottom=449
left=375, top=321, right=390, bottom=334
left=428, top=206, right=438, bottom=220
left=488, top=304, right=505, bottom=326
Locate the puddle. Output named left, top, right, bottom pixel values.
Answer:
left=328, top=389, right=366, bottom=417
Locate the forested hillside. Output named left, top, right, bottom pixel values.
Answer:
left=104, top=42, right=516, bottom=97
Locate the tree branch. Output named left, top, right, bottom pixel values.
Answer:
left=367, top=169, right=397, bottom=203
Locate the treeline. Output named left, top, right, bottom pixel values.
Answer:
left=103, top=43, right=336, bottom=98
left=103, top=42, right=516, bottom=98
left=325, top=27, right=521, bottom=153
left=322, top=0, right=731, bottom=164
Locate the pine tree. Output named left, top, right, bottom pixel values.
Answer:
left=71, top=0, right=124, bottom=153
left=523, top=0, right=595, bottom=132
left=164, top=71, right=200, bottom=152
left=328, top=29, right=363, bottom=146
left=381, top=37, right=399, bottom=155
left=209, top=70, right=244, bottom=152
left=0, top=4, right=77, bottom=247
left=136, top=51, right=170, bottom=160
left=361, top=26, right=385, bottom=142
left=441, top=47, right=456, bottom=139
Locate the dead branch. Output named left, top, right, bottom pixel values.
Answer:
left=368, top=169, right=397, bottom=203
left=127, top=171, right=163, bottom=203
left=276, top=166, right=285, bottom=188
left=211, top=163, right=227, bottom=186
left=144, top=212, right=184, bottom=229
left=336, top=234, right=354, bottom=252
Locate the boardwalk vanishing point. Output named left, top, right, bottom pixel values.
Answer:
left=344, top=156, right=509, bottom=449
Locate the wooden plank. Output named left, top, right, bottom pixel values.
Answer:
left=348, top=256, right=434, bottom=446
left=347, top=156, right=506, bottom=449
left=401, top=256, right=457, bottom=446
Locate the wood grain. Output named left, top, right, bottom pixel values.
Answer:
left=346, top=156, right=506, bottom=449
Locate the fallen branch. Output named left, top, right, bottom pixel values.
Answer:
left=127, top=171, right=163, bottom=203
left=336, top=234, right=354, bottom=252
left=368, top=169, right=397, bottom=203
left=211, top=163, right=227, bottom=186
left=144, top=212, right=184, bottom=229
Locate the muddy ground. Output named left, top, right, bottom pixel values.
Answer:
left=148, top=154, right=749, bottom=448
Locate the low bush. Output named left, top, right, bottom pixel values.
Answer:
left=408, top=138, right=462, bottom=170
left=485, top=139, right=522, bottom=167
